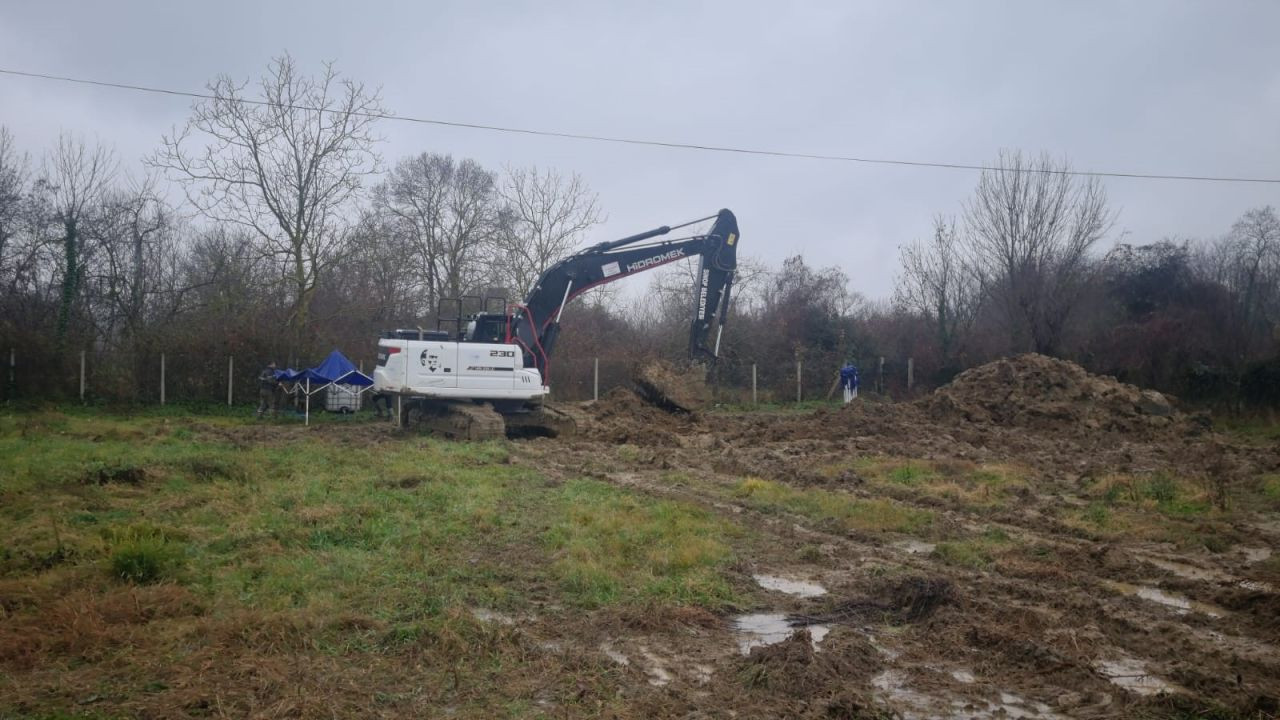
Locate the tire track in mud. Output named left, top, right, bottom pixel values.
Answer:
left=516, top=422, right=1280, bottom=718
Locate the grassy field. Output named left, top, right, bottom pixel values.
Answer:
left=3, top=404, right=1278, bottom=719
left=0, top=407, right=746, bottom=718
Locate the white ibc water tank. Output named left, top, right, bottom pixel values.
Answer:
left=325, top=384, right=362, bottom=413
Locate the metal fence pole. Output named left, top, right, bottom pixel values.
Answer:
left=752, top=363, right=758, bottom=405
left=796, top=360, right=802, bottom=403
left=7, top=348, right=14, bottom=402
left=878, top=356, right=885, bottom=394
left=79, top=350, right=86, bottom=404
left=907, top=357, right=914, bottom=392
left=227, top=356, right=234, bottom=406
left=593, top=357, right=599, bottom=402
left=160, top=353, right=166, bottom=405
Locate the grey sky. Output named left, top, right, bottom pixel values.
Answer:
left=2, top=0, right=1278, bottom=300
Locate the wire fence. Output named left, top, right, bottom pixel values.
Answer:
left=1, top=347, right=927, bottom=408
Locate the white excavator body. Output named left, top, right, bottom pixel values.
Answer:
left=373, top=337, right=546, bottom=402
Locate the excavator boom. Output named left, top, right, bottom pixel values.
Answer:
left=511, top=209, right=739, bottom=375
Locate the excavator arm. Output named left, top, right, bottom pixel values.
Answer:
left=509, top=209, right=739, bottom=378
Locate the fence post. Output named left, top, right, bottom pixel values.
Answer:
left=7, top=348, right=13, bottom=402
left=878, top=356, right=885, bottom=394
left=79, top=350, right=86, bottom=404
left=796, top=360, right=802, bottom=403
left=593, top=357, right=599, bottom=402
left=907, top=357, right=914, bottom=392
left=227, top=356, right=234, bottom=406
left=160, top=353, right=166, bottom=405
left=752, top=363, right=758, bottom=405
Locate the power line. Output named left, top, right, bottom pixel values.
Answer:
left=2, top=66, right=1278, bottom=185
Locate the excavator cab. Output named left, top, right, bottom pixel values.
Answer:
left=464, top=313, right=509, bottom=345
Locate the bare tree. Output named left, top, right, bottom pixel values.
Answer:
left=42, top=133, right=117, bottom=344
left=963, top=150, right=1114, bottom=355
left=1196, top=206, right=1280, bottom=385
left=153, top=53, right=384, bottom=345
left=894, top=215, right=980, bottom=369
left=496, top=166, right=602, bottom=296
left=0, top=127, right=28, bottom=277
left=374, top=153, right=504, bottom=316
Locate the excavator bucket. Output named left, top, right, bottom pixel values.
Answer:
left=633, top=360, right=711, bottom=414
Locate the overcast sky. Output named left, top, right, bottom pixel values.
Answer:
left=2, top=1, right=1278, bottom=300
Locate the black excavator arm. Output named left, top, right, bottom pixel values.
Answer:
left=507, top=209, right=739, bottom=378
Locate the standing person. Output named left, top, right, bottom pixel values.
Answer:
left=371, top=390, right=392, bottom=420
left=256, top=362, right=280, bottom=418
left=840, top=362, right=859, bottom=404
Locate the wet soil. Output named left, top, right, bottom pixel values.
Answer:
left=512, top=353, right=1280, bottom=718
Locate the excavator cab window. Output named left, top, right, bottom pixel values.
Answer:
left=464, top=313, right=508, bottom=344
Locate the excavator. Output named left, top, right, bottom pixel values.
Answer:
left=372, top=209, right=739, bottom=439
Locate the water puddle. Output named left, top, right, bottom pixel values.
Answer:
left=1095, top=657, right=1181, bottom=696
left=871, top=669, right=938, bottom=718
left=471, top=608, right=515, bottom=625
left=733, top=613, right=829, bottom=654
left=638, top=646, right=672, bottom=686
left=753, top=573, right=827, bottom=597
left=1143, top=557, right=1219, bottom=582
left=600, top=642, right=629, bottom=666
left=989, top=693, right=1062, bottom=719
left=892, top=539, right=936, bottom=555
left=1238, top=579, right=1275, bottom=592
left=1241, top=546, right=1272, bottom=564
left=874, top=670, right=1065, bottom=719
left=1101, top=580, right=1226, bottom=618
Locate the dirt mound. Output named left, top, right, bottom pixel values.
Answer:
left=586, top=387, right=693, bottom=445
left=634, top=360, right=711, bottom=413
left=925, top=353, right=1180, bottom=434
left=790, top=576, right=957, bottom=626
left=737, top=629, right=881, bottom=698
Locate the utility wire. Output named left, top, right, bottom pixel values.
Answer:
left=2, top=66, right=1278, bottom=185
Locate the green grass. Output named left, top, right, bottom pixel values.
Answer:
left=1070, top=472, right=1238, bottom=551
left=1093, top=472, right=1213, bottom=517
left=0, top=409, right=741, bottom=616
left=820, top=457, right=1027, bottom=511
left=932, top=527, right=1013, bottom=569
left=545, top=479, right=738, bottom=608
left=732, top=476, right=932, bottom=534
left=1216, top=416, right=1280, bottom=443
left=0, top=408, right=748, bottom=717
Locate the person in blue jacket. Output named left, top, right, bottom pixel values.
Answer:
left=840, top=362, right=859, bottom=404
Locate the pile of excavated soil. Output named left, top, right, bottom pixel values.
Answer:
left=633, top=360, right=711, bottom=413
left=586, top=387, right=695, bottom=445
left=925, top=353, right=1184, bottom=434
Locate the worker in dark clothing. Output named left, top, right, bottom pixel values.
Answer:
left=371, top=391, right=392, bottom=420
left=256, top=362, right=280, bottom=418
left=840, top=362, right=859, bottom=404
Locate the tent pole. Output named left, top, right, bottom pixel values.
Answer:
left=305, top=377, right=310, bottom=426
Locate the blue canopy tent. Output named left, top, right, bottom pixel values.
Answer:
left=275, top=350, right=373, bottom=424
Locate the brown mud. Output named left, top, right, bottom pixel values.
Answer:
left=513, top=353, right=1280, bottom=718
left=633, top=359, right=712, bottom=414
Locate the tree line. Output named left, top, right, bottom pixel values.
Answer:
left=0, top=55, right=1276, bottom=410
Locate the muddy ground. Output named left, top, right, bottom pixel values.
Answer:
left=516, top=354, right=1280, bottom=718
left=4, top=353, right=1278, bottom=719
